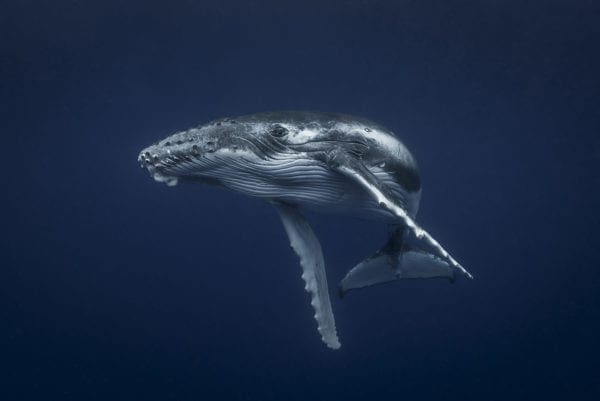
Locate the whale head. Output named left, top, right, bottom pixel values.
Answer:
left=137, top=116, right=297, bottom=187
left=137, top=113, right=357, bottom=186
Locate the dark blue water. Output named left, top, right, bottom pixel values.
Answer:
left=3, top=1, right=599, bottom=400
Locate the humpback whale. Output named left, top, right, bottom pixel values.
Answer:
left=138, top=111, right=472, bottom=349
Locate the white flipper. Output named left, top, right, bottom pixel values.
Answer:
left=275, top=203, right=341, bottom=349
left=334, top=162, right=472, bottom=279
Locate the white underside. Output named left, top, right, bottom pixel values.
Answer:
left=158, top=152, right=421, bottom=220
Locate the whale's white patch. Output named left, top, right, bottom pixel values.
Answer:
left=289, top=128, right=320, bottom=144
left=152, top=172, right=179, bottom=187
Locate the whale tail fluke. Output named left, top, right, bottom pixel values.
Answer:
left=338, top=228, right=458, bottom=297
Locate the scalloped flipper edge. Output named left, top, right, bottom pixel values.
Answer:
left=275, top=203, right=341, bottom=349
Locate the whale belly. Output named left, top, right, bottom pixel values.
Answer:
left=214, top=158, right=420, bottom=220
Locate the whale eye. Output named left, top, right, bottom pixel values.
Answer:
left=269, top=125, right=288, bottom=138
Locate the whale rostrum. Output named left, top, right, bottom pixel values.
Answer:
left=138, top=111, right=473, bottom=349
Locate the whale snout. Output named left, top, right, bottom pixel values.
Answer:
left=137, top=145, right=182, bottom=187
left=137, top=127, right=225, bottom=187
left=137, top=144, right=166, bottom=172
left=137, top=147, right=158, bottom=168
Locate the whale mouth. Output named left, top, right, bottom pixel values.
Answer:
left=138, top=150, right=182, bottom=187
left=138, top=142, right=233, bottom=187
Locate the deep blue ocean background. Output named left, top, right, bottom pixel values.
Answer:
left=2, top=1, right=599, bottom=400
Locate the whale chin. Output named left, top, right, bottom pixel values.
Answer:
left=152, top=172, right=179, bottom=187
left=142, top=164, right=179, bottom=187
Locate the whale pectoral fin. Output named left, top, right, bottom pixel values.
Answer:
left=274, top=203, right=341, bottom=349
left=339, top=229, right=456, bottom=297
left=331, top=155, right=472, bottom=279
